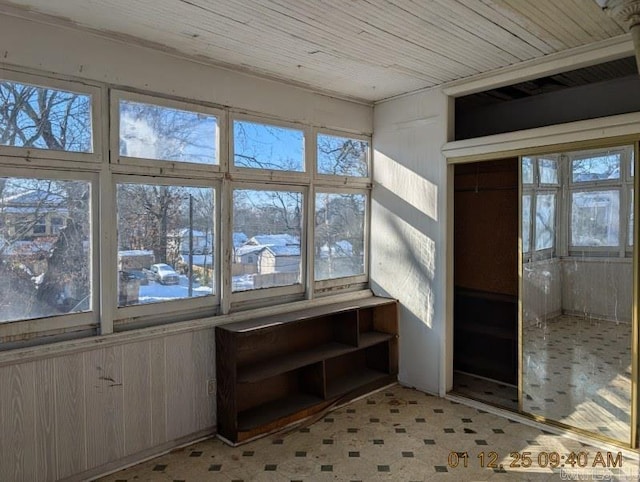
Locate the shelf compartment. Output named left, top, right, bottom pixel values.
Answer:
left=238, top=392, right=326, bottom=432
left=235, top=313, right=358, bottom=367
left=324, top=343, right=391, bottom=399
left=237, top=363, right=324, bottom=413
left=239, top=341, right=350, bottom=383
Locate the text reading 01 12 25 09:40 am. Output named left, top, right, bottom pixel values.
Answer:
left=447, top=451, right=623, bottom=470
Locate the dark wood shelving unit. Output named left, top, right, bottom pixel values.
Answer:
left=216, top=297, right=398, bottom=445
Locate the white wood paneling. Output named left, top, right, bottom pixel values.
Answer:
left=149, top=338, right=167, bottom=446
left=0, top=326, right=218, bottom=481
left=54, top=353, right=86, bottom=479
left=34, top=358, right=57, bottom=482
left=84, top=347, right=125, bottom=468
left=0, top=0, right=627, bottom=101
left=0, top=362, right=36, bottom=482
left=122, top=341, right=152, bottom=456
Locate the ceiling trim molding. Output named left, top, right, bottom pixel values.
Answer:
left=441, top=111, right=640, bottom=162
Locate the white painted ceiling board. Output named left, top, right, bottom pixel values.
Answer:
left=0, top=0, right=628, bottom=102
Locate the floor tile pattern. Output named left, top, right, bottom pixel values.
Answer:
left=99, top=384, right=639, bottom=481
left=523, top=315, right=632, bottom=443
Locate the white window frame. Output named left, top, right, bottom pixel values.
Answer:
left=112, top=174, right=221, bottom=323
left=521, top=155, right=559, bottom=262
left=110, top=90, right=225, bottom=176
left=0, top=66, right=373, bottom=346
left=567, top=146, right=633, bottom=257
left=230, top=182, right=307, bottom=304
left=230, top=113, right=310, bottom=182
left=0, top=69, right=102, bottom=164
left=313, top=186, right=369, bottom=291
left=0, top=166, right=100, bottom=341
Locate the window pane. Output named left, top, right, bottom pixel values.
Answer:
left=572, top=154, right=620, bottom=182
left=522, top=157, right=534, bottom=184
left=538, top=158, right=558, bottom=184
left=232, top=189, right=303, bottom=291
left=119, top=100, right=217, bottom=164
left=317, top=134, right=369, bottom=177
left=233, top=120, right=304, bottom=171
left=116, top=183, right=215, bottom=306
left=315, top=192, right=366, bottom=280
left=571, top=190, right=620, bottom=246
left=522, top=194, right=531, bottom=253
left=0, top=80, right=92, bottom=152
left=535, top=193, right=555, bottom=251
left=0, top=177, right=91, bottom=322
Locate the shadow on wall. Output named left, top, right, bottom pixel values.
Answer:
left=370, top=182, right=441, bottom=394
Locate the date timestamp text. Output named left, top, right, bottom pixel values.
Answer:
left=447, top=451, right=623, bottom=470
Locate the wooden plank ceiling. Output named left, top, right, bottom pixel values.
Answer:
left=0, top=0, right=627, bottom=102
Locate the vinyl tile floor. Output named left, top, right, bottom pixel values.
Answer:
left=98, top=384, right=640, bottom=481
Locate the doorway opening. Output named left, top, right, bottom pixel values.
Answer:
left=451, top=158, right=519, bottom=410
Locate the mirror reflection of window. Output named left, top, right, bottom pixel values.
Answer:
left=521, top=144, right=634, bottom=445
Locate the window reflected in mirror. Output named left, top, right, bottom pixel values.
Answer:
left=522, top=144, right=634, bottom=444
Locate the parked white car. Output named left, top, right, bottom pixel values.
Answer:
left=150, top=263, right=180, bottom=285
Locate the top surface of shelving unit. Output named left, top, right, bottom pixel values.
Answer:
left=218, top=296, right=397, bottom=333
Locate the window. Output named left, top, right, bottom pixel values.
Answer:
left=0, top=176, right=91, bottom=323
left=538, top=158, right=558, bottom=185
left=232, top=188, right=303, bottom=292
left=118, top=98, right=218, bottom=165
left=233, top=119, right=304, bottom=172
left=571, top=190, right=620, bottom=247
left=0, top=70, right=372, bottom=345
left=317, top=133, right=369, bottom=177
left=568, top=147, right=632, bottom=253
left=521, top=155, right=558, bottom=259
left=116, top=183, right=215, bottom=306
left=572, top=153, right=620, bottom=182
left=314, top=192, right=366, bottom=280
left=51, top=217, right=64, bottom=235
left=0, top=79, right=93, bottom=153
left=535, top=193, right=556, bottom=250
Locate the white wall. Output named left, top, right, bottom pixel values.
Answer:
left=371, top=89, right=448, bottom=395
left=562, top=258, right=633, bottom=322
left=523, top=258, right=562, bottom=324
left=522, top=258, right=633, bottom=324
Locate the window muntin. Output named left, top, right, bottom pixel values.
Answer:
left=232, top=188, right=303, bottom=292
left=116, top=183, right=215, bottom=306
left=0, top=79, right=92, bottom=153
left=572, top=153, right=621, bottom=183
left=314, top=192, right=366, bottom=281
left=317, top=134, right=369, bottom=177
left=0, top=176, right=91, bottom=323
left=233, top=120, right=304, bottom=172
left=119, top=99, right=218, bottom=165
left=571, top=190, right=620, bottom=247
left=535, top=193, right=556, bottom=251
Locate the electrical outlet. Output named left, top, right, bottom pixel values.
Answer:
left=207, top=379, right=216, bottom=395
